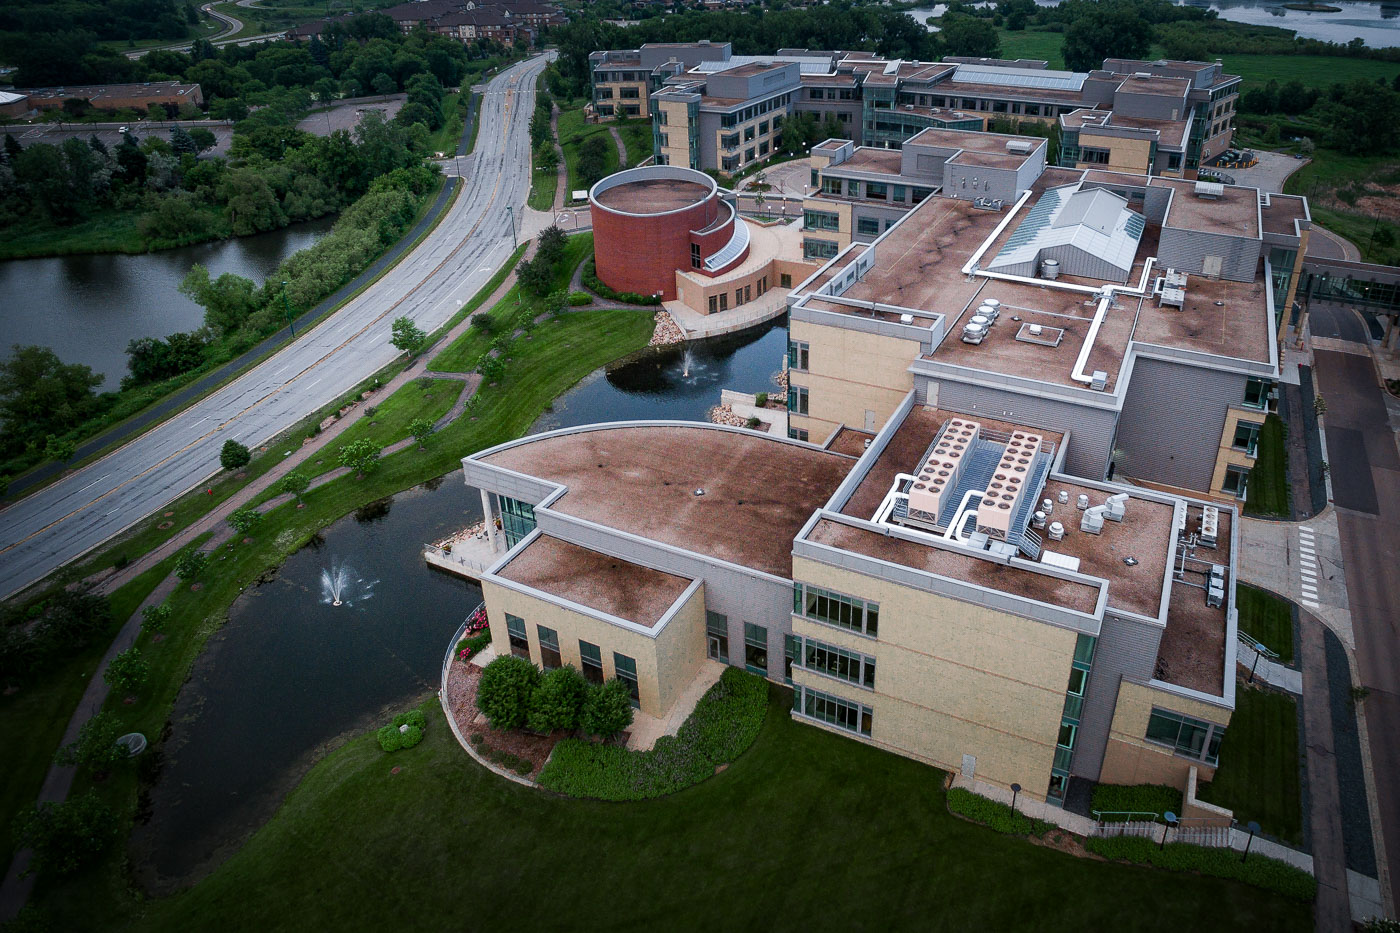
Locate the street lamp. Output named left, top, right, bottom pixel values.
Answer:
left=281, top=280, right=296, bottom=337
left=1161, top=811, right=1178, bottom=850
left=506, top=204, right=517, bottom=247
left=1009, top=783, right=1021, bottom=816
left=1247, top=641, right=1267, bottom=682
left=1240, top=820, right=1262, bottom=862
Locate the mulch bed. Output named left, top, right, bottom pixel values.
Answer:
left=445, top=662, right=563, bottom=776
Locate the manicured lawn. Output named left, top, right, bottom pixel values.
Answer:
left=1236, top=584, right=1295, bottom=665
left=529, top=150, right=560, bottom=211
left=1245, top=414, right=1290, bottom=519
left=617, top=117, right=653, bottom=168
left=301, top=377, right=464, bottom=479
left=1199, top=685, right=1304, bottom=844
left=425, top=92, right=464, bottom=156
left=558, top=104, right=619, bottom=199
left=995, top=28, right=1068, bottom=68
left=58, top=692, right=1314, bottom=932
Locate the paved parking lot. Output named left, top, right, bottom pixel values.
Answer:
left=297, top=94, right=405, bottom=137
left=1, top=121, right=235, bottom=157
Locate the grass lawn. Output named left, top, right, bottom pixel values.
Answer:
left=558, top=104, right=619, bottom=200
left=1245, top=414, right=1290, bottom=518
left=1220, top=54, right=1400, bottom=92
left=1281, top=148, right=1400, bottom=263
left=50, top=691, right=1313, bottom=932
left=299, top=377, right=464, bottom=479
left=1199, top=685, right=1304, bottom=845
left=529, top=151, right=560, bottom=211
left=1236, top=584, right=1295, bottom=665
left=425, top=92, right=464, bottom=156
left=995, top=28, right=1068, bottom=68
left=616, top=117, right=653, bottom=168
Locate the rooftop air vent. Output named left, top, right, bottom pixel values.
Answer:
left=1091, top=371, right=1108, bottom=391
left=1195, top=180, right=1224, bottom=199
left=1200, top=505, right=1219, bottom=548
left=1006, top=139, right=1034, bottom=154
left=899, top=313, right=914, bottom=325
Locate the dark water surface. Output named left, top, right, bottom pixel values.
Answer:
left=137, top=318, right=788, bottom=885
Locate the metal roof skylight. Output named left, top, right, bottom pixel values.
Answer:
left=950, top=64, right=1087, bottom=91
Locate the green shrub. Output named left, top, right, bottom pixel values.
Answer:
left=1090, top=784, right=1183, bottom=820
left=378, top=708, right=427, bottom=752
left=528, top=665, right=589, bottom=733
left=580, top=677, right=634, bottom=739
left=174, top=548, right=208, bottom=581
left=946, top=788, right=1051, bottom=836
left=754, top=391, right=768, bottom=407
left=1084, top=835, right=1316, bottom=901
left=456, top=631, right=491, bottom=662
left=566, top=291, right=592, bottom=306
left=581, top=259, right=661, bottom=305
left=140, top=603, right=172, bottom=634
left=538, top=668, right=768, bottom=800
left=103, top=647, right=149, bottom=695
left=477, top=655, right=540, bottom=730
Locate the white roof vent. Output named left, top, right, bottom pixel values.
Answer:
left=1090, top=370, right=1108, bottom=391
left=899, top=312, right=914, bottom=325
left=1195, top=180, right=1224, bottom=199
left=1006, top=139, right=1034, bottom=154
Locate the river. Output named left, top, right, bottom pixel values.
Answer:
left=907, top=0, right=1400, bottom=46
left=130, top=319, right=790, bottom=889
left=0, top=217, right=335, bottom=391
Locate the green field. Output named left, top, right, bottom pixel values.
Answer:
left=1245, top=414, right=1291, bottom=519
left=1283, top=149, right=1400, bottom=264
left=48, top=691, right=1313, bottom=932
left=1236, top=584, right=1295, bottom=665
left=1199, top=685, right=1304, bottom=844
left=302, top=377, right=464, bottom=478
left=557, top=104, right=620, bottom=201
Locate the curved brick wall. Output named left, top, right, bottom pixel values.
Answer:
left=590, top=167, right=735, bottom=301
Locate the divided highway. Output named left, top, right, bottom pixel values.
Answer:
left=0, top=53, right=550, bottom=599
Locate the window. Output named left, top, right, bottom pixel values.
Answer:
left=759, top=141, right=769, bottom=157
left=1232, top=421, right=1262, bottom=456
left=803, top=210, right=840, bottom=231
left=856, top=216, right=880, bottom=237
left=893, top=184, right=906, bottom=203
left=821, top=177, right=842, bottom=195
left=787, top=385, right=808, bottom=415
left=579, top=640, right=604, bottom=683
left=1146, top=708, right=1225, bottom=765
left=794, top=582, right=878, bottom=637
left=788, top=426, right=809, bottom=441
left=505, top=613, right=530, bottom=659
left=796, top=635, right=875, bottom=689
left=911, top=187, right=931, bottom=204
left=1243, top=377, right=1272, bottom=410
left=865, top=182, right=887, bottom=201
left=706, top=611, right=729, bottom=664
left=620, top=87, right=639, bottom=99
left=745, top=148, right=755, bottom=163
left=810, top=168, right=818, bottom=187
left=722, top=155, right=739, bottom=172
left=691, top=243, right=701, bottom=270
left=780, top=273, right=792, bottom=288
left=499, top=496, right=536, bottom=548
left=1166, top=152, right=1182, bottom=171
left=721, top=132, right=739, bottom=149
left=788, top=340, right=809, bottom=371
left=794, top=685, right=873, bottom=736
left=707, top=295, right=717, bottom=314
left=537, top=625, right=561, bottom=669
left=719, top=292, right=728, bottom=312
left=613, top=652, right=640, bottom=707
left=596, top=87, right=614, bottom=99
left=744, top=284, right=751, bottom=303
left=735, top=288, right=744, bottom=307
left=1223, top=465, right=1250, bottom=500
left=744, top=622, right=769, bottom=675
left=1080, top=147, right=1111, bottom=165
left=803, top=239, right=838, bottom=260
left=759, top=120, right=769, bottom=135
left=784, top=635, right=798, bottom=683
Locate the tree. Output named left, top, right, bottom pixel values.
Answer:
left=141, top=603, right=172, bottom=634
left=535, top=143, right=558, bottom=174
left=477, top=654, right=540, bottom=730
left=338, top=438, right=380, bottom=476
left=371, top=72, right=396, bottom=97
left=1062, top=5, right=1153, bottom=73
left=515, top=256, right=552, bottom=296
left=180, top=265, right=260, bottom=337
left=581, top=677, right=634, bottom=738
left=54, top=712, right=127, bottom=775
left=219, top=438, right=251, bottom=470
left=103, top=647, right=149, bottom=694
left=13, top=794, right=120, bottom=878
left=174, top=548, right=208, bottom=581
left=0, top=346, right=101, bottom=455
left=939, top=13, right=1001, bottom=58
left=390, top=315, right=427, bottom=356
left=3, top=134, right=21, bottom=161
left=227, top=507, right=262, bottom=535
left=527, top=665, right=588, bottom=733
left=409, top=417, right=435, bottom=447
left=169, top=125, right=198, bottom=156
left=44, top=435, right=76, bottom=463
left=275, top=469, right=310, bottom=504
left=577, top=133, right=610, bottom=187
left=536, top=224, right=566, bottom=266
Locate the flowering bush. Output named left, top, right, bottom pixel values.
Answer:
left=456, top=629, right=492, bottom=663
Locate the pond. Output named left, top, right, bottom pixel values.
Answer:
left=133, top=318, right=789, bottom=889
left=0, top=216, right=335, bottom=391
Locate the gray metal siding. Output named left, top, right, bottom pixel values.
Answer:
left=1071, top=613, right=1164, bottom=780
left=1040, top=242, right=1133, bottom=284
left=923, top=378, right=1120, bottom=480
left=1157, top=226, right=1261, bottom=283
left=943, top=164, right=1019, bottom=204
left=1114, top=357, right=1246, bottom=491
left=535, top=510, right=794, bottom=683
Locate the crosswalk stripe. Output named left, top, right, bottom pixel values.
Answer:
left=1303, top=600, right=1320, bottom=609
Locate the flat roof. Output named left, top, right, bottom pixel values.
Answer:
left=1155, top=504, right=1232, bottom=694
left=827, top=427, right=874, bottom=458
left=948, top=149, right=1031, bottom=169
left=1131, top=274, right=1273, bottom=365
left=722, top=61, right=788, bottom=77
left=808, top=518, right=1102, bottom=616
left=480, top=425, right=853, bottom=578
left=840, top=407, right=1065, bottom=521
left=1152, top=177, right=1260, bottom=239
left=498, top=535, right=692, bottom=625
left=1261, top=194, right=1308, bottom=237
left=1116, top=74, right=1191, bottom=97
left=906, top=126, right=1046, bottom=155
left=594, top=178, right=710, bottom=214
left=833, top=147, right=904, bottom=174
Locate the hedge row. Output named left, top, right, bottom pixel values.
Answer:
left=536, top=667, right=768, bottom=800
left=946, top=787, right=1053, bottom=837
left=1084, top=835, right=1316, bottom=901
left=581, top=259, right=662, bottom=305
left=1090, top=783, right=1183, bottom=820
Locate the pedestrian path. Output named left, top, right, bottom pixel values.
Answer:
left=1298, top=523, right=1321, bottom=610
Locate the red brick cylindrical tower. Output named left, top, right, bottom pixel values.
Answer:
left=589, top=166, right=749, bottom=301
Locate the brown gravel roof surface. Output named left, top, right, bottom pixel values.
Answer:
left=594, top=179, right=710, bottom=214
left=499, top=535, right=692, bottom=625
left=1155, top=506, right=1232, bottom=695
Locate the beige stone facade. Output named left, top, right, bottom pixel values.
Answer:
left=788, top=319, right=919, bottom=439
left=1099, top=679, right=1227, bottom=790
left=1208, top=406, right=1267, bottom=499
left=656, top=100, right=693, bottom=169
left=1074, top=132, right=1157, bottom=176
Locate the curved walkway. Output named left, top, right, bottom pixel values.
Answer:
left=1309, top=227, right=1363, bottom=263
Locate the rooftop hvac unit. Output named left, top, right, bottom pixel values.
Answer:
left=1165, top=268, right=1189, bottom=289
left=905, top=104, right=915, bottom=110
left=1080, top=504, right=1107, bottom=535
left=962, top=321, right=987, bottom=344
left=1105, top=493, right=1128, bottom=522
left=1194, top=180, right=1224, bottom=199
left=1206, top=563, right=1227, bottom=608
left=1006, top=139, right=1034, bottom=154
left=1160, top=286, right=1186, bottom=309
left=1041, top=258, right=1060, bottom=280
left=1090, top=370, right=1109, bottom=391
left=1047, top=521, right=1065, bottom=542
left=969, top=313, right=992, bottom=331
left=1199, top=505, right=1219, bottom=548
left=978, top=299, right=1000, bottom=321
left=1040, top=549, right=1080, bottom=572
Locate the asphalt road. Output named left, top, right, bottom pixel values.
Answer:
left=1310, top=302, right=1400, bottom=905
left=0, top=53, right=550, bottom=599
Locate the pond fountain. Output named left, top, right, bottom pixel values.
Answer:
left=319, top=560, right=376, bottom=607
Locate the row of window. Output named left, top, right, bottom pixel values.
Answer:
left=594, top=86, right=642, bottom=100
left=703, top=276, right=769, bottom=315
left=802, top=238, right=839, bottom=260
left=806, top=87, right=857, bottom=101
left=883, top=93, right=1062, bottom=118
left=793, top=635, right=876, bottom=689
left=793, top=582, right=879, bottom=637
left=1146, top=708, right=1225, bottom=766
left=1047, top=634, right=1097, bottom=803
left=718, top=93, right=789, bottom=128
left=794, top=684, right=873, bottom=737
left=504, top=613, right=639, bottom=707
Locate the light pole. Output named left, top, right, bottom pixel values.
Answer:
left=281, top=280, right=296, bottom=337
left=1009, top=783, right=1021, bottom=817
left=1248, top=641, right=1267, bottom=683
left=1240, top=821, right=1261, bottom=862
left=506, top=204, right=517, bottom=247
left=1161, top=811, right=1178, bottom=850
